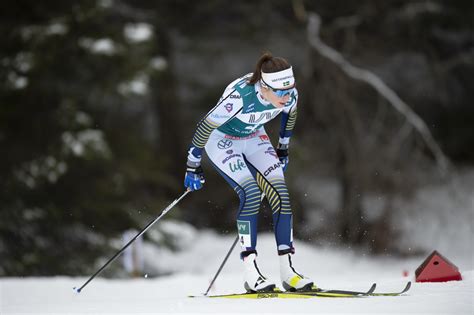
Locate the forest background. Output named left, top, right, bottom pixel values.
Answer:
left=0, top=0, right=472, bottom=276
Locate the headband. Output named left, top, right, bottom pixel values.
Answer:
left=261, top=66, right=295, bottom=90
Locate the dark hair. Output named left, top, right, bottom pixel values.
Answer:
left=248, top=52, right=292, bottom=85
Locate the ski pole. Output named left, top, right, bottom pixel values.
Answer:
left=204, top=234, right=239, bottom=296
left=204, top=193, right=265, bottom=296
left=74, top=189, right=191, bottom=293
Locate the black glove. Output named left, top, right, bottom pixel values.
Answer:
left=276, top=144, right=289, bottom=172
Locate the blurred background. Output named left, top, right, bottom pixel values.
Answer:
left=0, top=0, right=472, bottom=277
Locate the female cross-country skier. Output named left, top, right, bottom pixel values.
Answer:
left=184, top=52, right=313, bottom=292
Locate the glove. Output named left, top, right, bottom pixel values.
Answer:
left=184, top=165, right=205, bottom=191
left=276, top=144, right=289, bottom=172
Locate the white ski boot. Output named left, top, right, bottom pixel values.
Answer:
left=280, top=253, right=314, bottom=291
left=242, top=253, right=276, bottom=292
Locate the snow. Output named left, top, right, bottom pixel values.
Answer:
left=78, top=38, right=118, bottom=56
left=150, top=56, right=168, bottom=71
left=1, top=232, right=472, bottom=314
left=117, top=73, right=150, bottom=96
left=45, top=23, right=68, bottom=36
left=61, top=130, right=110, bottom=158
left=7, top=72, right=28, bottom=89
left=2, top=170, right=472, bottom=314
left=124, top=23, right=153, bottom=43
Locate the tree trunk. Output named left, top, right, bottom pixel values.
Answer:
left=339, top=152, right=365, bottom=244
left=150, top=31, right=184, bottom=189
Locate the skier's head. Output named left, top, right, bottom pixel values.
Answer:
left=249, top=52, right=295, bottom=107
left=249, top=52, right=295, bottom=89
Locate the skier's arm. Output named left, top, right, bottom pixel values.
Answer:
left=187, top=89, right=243, bottom=166
left=184, top=90, right=243, bottom=190
left=277, top=90, right=298, bottom=171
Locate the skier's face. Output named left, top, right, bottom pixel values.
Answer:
left=261, top=85, right=293, bottom=108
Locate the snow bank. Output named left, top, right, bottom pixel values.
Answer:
left=1, top=232, right=472, bottom=314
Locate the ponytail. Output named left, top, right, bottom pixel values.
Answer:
left=248, top=52, right=291, bottom=85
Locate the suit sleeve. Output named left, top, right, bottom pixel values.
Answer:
left=278, top=89, right=298, bottom=147
left=186, top=89, right=243, bottom=167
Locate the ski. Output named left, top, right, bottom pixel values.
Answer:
left=370, top=281, right=411, bottom=296
left=189, top=282, right=410, bottom=299
left=189, top=291, right=315, bottom=299
left=292, top=283, right=376, bottom=297
left=189, top=283, right=375, bottom=299
left=296, top=281, right=411, bottom=297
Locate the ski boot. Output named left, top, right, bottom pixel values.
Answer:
left=242, top=253, right=276, bottom=292
left=279, top=253, right=314, bottom=291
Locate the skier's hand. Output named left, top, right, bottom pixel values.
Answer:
left=184, top=165, right=205, bottom=191
left=276, top=145, right=289, bottom=172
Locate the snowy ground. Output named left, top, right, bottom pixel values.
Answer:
left=1, top=232, right=473, bottom=315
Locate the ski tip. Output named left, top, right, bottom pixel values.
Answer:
left=404, top=281, right=412, bottom=292
left=188, top=294, right=208, bottom=298
left=367, top=283, right=377, bottom=294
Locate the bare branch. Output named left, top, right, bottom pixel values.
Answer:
left=292, top=0, right=308, bottom=23
left=306, top=12, right=450, bottom=175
